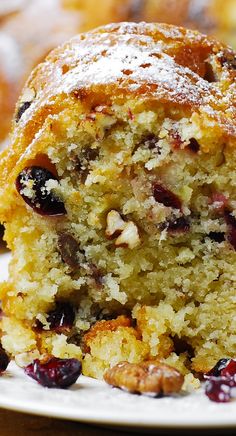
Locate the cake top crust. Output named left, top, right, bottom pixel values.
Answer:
left=0, top=22, right=236, bottom=198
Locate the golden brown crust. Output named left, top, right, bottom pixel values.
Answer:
left=0, top=22, right=235, bottom=211
left=82, top=315, right=133, bottom=352
left=104, top=360, right=184, bottom=394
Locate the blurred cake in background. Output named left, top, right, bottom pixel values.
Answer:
left=79, top=0, right=236, bottom=48
left=0, top=0, right=81, bottom=146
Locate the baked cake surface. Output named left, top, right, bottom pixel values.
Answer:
left=0, top=22, right=236, bottom=384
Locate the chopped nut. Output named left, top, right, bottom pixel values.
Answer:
left=115, top=221, right=140, bottom=249
left=104, top=360, right=184, bottom=395
left=105, top=210, right=126, bottom=238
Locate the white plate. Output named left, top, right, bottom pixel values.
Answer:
left=1, top=251, right=236, bottom=429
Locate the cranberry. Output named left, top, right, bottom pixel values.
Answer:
left=47, top=303, right=75, bottom=333
left=170, top=130, right=183, bottom=149
left=224, top=210, right=236, bottom=250
left=206, top=358, right=230, bottom=377
left=0, top=346, right=10, bottom=372
left=204, top=359, right=236, bottom=402
left=89, top=263, right=104, bottom=288
left=75, top=148, right=99, bottom=182
left=15, top=166, right=66, bottom=216
left=165, top=216, right=190, bottom=233
left=58, top=233, right=81, bottom=269
left=25, top=357, right=82, bottom=388
left=35, top=303, right=75, bottom=333
left=153, top=184, right=181, bottom=210
left=16, top=101, right=32, bottom=123
left=210, top=193, right=228, bottom=212
left=205, top=377, right=234, bottom=403
left=221, top=360, right=236, bottom=378
left=224, top=209, right=236, bottom=227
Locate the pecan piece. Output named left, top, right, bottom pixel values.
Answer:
left=104, top=360, right=184, bottom=395
left=105, top=210, right=125, bottom=239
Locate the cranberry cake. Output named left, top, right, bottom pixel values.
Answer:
left=0, top=22, right=236, bottom=384
left=79, top=0, right=236, bottom=49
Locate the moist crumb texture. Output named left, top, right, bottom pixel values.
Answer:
left=0, top=22, right=236, bottom=388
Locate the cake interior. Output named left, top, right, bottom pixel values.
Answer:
left=1, top=96, right=236, bottom=383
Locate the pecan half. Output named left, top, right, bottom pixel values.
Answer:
left=104, top=360, right=184, bottom=395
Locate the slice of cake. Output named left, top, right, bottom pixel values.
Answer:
left=0, top=22, right=235, bottom=383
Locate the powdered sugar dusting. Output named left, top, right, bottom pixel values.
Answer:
left=14, top=22, right=236, bottom=138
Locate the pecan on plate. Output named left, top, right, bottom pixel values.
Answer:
left=104, top=360, right=184, bottom=396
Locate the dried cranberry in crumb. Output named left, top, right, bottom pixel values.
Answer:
left=58, top=233, right=81, bottom=269
left=170, top=130, right=182, bottom=149
left=15, top=166, right=66, bottom=216
left=25, top=357, right=82, bottom=388
left=153, top=184, right=181, bottom=210
left=47, top=303, right=75, bottom=333
left=224, top=210, right=236, bottom=250
left=166, top=217, right=190, bottom=233
left=0, top=346, right=10, bottom=372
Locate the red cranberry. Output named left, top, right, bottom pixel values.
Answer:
left=36, top=303, right=75, bottom=333
left=0, top=346, right=10, bottom=373
left=89, top=263, right=104, bottom=288
left=153, top=184, right=181, bottom=210
left=221, top=360, right=236, bottom=378
left=205, top=377, right=234, bottom=403
left=25, top=357, right=82, bottom=388
left=15, top=166, right=66, bottom=216
left=47, top=303, right=75, bottom=333
left=75, top=148, right=99, bottom=182
left=204, top=359, right=236, bottom=402
left=165, top=216, right=190, bottom=233
left=224, top=210, right=236, bottom=250
left=170, top=130, right=183, bottom=149
left=210, top=193, right=228, bottom=212
left=58, top=233, right=81, bottom=270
